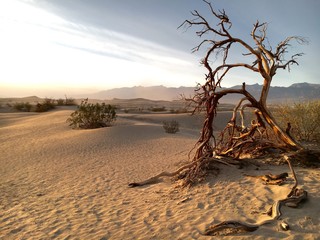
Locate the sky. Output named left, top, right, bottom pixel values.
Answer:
left=0, top=0, right=319, bottom=98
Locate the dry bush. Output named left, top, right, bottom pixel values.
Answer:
left=273, top=100, right=320, bottom=142
left=163, top=120, right=180, bottom=134
left=65, top=96, right=76, bottom=106
left=67, top=98, right=116, bottom=129
left=12, top=99, right=55, bottom=112
left=13, top=102, right=32, bottom=112
left=35, top=98, right=56, bottom=112
left=56, top=96, right=76, bottom=106
left=170, top=108, right=190, bottom=114
left=150, top=107, right=166, bottom=112
left=56, top=98, right=65, bottom=106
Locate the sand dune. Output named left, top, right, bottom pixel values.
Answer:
left=1, top=109, right=319, bottom=239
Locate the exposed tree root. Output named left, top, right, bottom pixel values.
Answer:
left=202, top=155, right=308, bottom=236
left=128, top=155, right=241, bottom=188
left=244, top=172, right=288, bottom=185
left=128, top=148, right=320, bottom=188
left=128, top=161, right=196, bottom=188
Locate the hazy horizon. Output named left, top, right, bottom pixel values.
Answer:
left=1, top=82, right=319, bottom=99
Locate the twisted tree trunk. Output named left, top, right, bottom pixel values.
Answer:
left=259, top=104, right=303, bottom=150
left=129, top=0, right=309, bottom=187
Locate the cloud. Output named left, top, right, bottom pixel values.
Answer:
left=0, top=0, right=203, bottom=94
left=53, top=24, right=195, bottom=68
left=1, top=0, right=195, bottom=69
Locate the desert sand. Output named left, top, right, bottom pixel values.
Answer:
left=1, top=107, right=320, bottom=239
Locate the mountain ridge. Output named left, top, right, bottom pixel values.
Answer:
left=79, top=82, right=320, bottom=103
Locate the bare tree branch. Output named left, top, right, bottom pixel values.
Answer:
left=178, top=0, right=305, bottom=184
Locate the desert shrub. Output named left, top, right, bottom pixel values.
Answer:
left=170, top=108, right=190, bottom=114
left=13, top=102, right=32, bottom=112
left=150, top=107, right=166, bottom=112
left=13, top=102, right=24, bottom=111
left=56, top=96, right=76, bottom=106
left=273, top=100, right=320, bottom=142
left=35, top=98, right=56, bottom=112
left=65, top=96, right=76, bottom=106
left=56, top=98, right=65, bottom=106
left=67, top=99, right=116, bottom=129
left=163, top=120, right=180, bottom=134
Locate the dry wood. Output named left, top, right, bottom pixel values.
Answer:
left=177, top=0, right=307, bottom=184
left=203, top=156, right=308, bottom=236
left=130, top=0, right=309, bottom=187
left=244, top=172, right=288, bottom=185
left=128, top=155, right=240, bottom=188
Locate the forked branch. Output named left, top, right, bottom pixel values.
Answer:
left=130, top=0, right=307, bottom=188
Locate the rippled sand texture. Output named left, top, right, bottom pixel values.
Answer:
left=1, top=109, right=319, bottom=239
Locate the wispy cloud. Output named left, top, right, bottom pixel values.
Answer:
left=2, top=0, right=195, bottom=68
left=0, top=0, right=201, bottom=94
left=53, top=24, right=194, bottom=68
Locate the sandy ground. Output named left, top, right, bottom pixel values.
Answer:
left=1, top=109, right=320, bottom=240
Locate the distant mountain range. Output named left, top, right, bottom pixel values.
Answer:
left=82, top=86, right=193, bottom=101
left=81, top=82, right=320, bottom=103
left=225, top=82, right=320, bottom=103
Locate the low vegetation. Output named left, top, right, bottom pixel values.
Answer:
left=170, top=108, right=190, bottom=114
left=13, top=102, right=32, bottom=112
left=67, top=98, right=116, bottom=129
left=150, top=106, right=166, bottom=112
left=163, top=120, right=180, bottom=134
left=10, top=96, right=76, bottom=112
left=55, top=96, right=77, bottom=106
left=35, top=98, right=56, bottom=112
left=56, top=98, right=65, bottom=106
left=273, top=100, right=320, bottom=142
left=64, top=96, right=76, bottom=106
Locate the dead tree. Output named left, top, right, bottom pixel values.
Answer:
left=174, top=0, right=309, bottom=184
left=129, top=1, right=311, bottom=188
